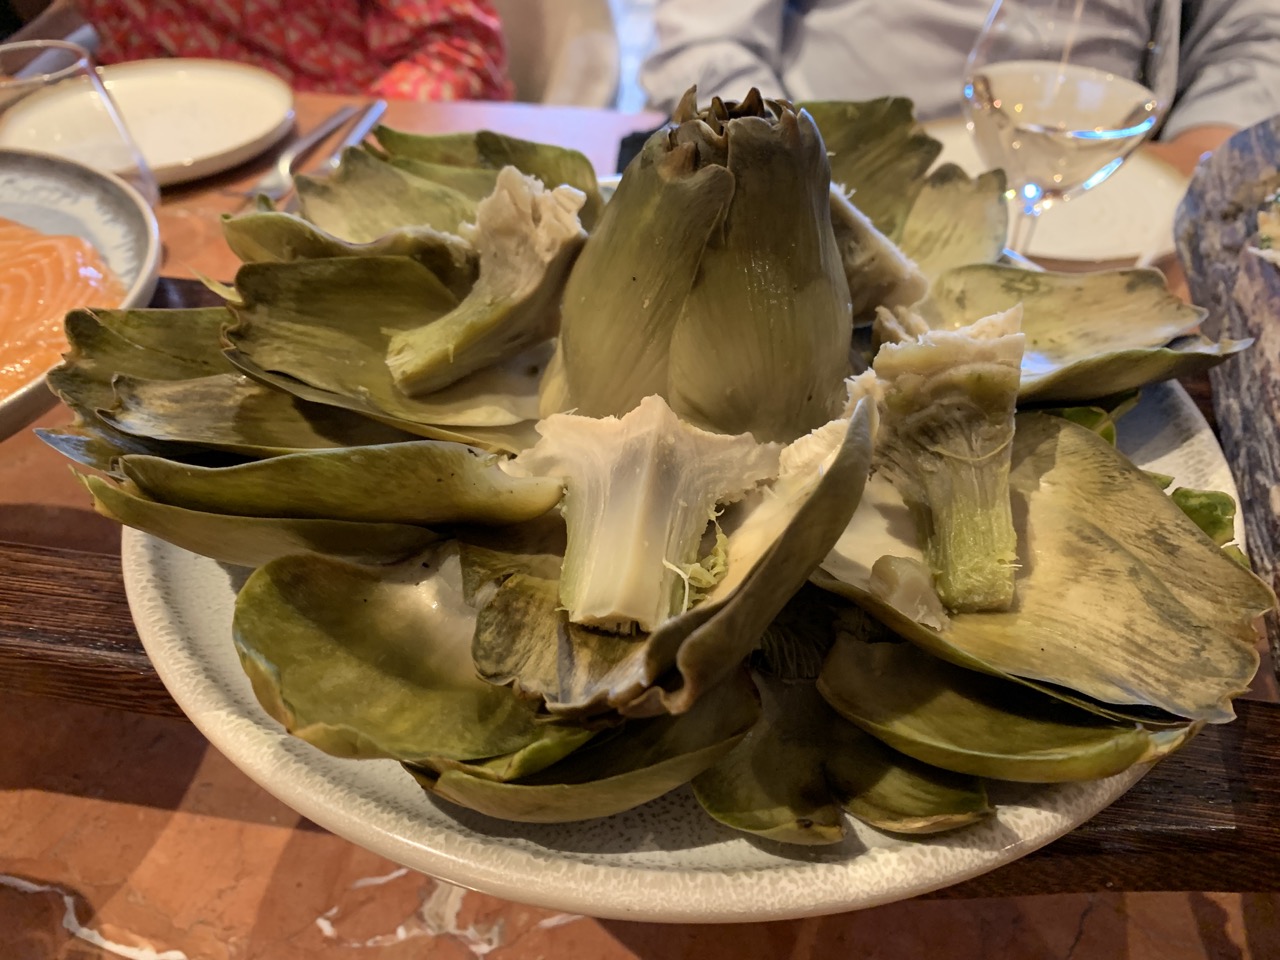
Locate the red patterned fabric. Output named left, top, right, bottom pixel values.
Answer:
left=75, top=0, right=513, bottom=101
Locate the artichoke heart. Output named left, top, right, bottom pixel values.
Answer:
left=386, top=166, right=587, bottom=397
left=872, top=306, right=1024, bottom=612
left=503, top=394, right=781, bottom=633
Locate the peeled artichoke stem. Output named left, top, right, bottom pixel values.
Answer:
left=912, top=441, right=1017, bottom=611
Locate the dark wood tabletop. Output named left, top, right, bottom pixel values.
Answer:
left=1, top=94, right=1278, bottom=901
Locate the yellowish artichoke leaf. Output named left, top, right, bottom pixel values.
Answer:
left=898, top=164, right=1008, bottom=278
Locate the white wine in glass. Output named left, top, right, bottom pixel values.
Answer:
left=962, top=0, right=1179, bottom=255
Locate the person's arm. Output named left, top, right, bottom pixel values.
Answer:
left=1158, top=0, right=1280, bottom=150
left=365, top=0, right=512, bottom=102
left=638, top=0, right=791, bottom=113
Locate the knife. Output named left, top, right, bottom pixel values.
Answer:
left=325, top=99, right=388, bottom=170
left=242, top=103, right=363, bottom=204
left=275, top=99, right=388, bottom=213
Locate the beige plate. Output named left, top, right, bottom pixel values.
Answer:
left=122, top=382, right=1239, bottom=922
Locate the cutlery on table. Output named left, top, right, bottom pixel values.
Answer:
left=236, top=101, right=377, bottom=206
left=277, top=99, right=388, bottom=212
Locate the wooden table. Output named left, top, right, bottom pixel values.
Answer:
left=1, top=94, right=1278, bottom=951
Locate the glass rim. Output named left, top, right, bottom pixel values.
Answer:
left=0, top=39, right=93, bottom=88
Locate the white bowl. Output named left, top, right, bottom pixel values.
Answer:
left=0, top=148, right=161, bottom=441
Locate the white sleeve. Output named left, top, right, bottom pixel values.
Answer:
left=638, top=0, right=791, bottom=113
left=1166, top=0, right=1280, bottom=138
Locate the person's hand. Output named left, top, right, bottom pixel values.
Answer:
left=1142, top=124, right=1238, bottom=177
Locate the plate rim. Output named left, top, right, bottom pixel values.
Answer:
left=98, top=57, right=296, bottom=187
left=0, top=147, right=161, bottom=440
left=119, top=381, right=1233, bottom=923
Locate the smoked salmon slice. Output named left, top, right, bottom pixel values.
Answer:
left=0, top=216, right=125, bottom=398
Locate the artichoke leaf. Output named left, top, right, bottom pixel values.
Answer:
left=224, top=258, right=546, bottom=443
left=665, top=103, right=854, bottom=441
left=693, top=671, right=990, bottom=844
left=626, top=396, right=879, bottom=716
left=385, top=168, right=587, bottom=396
left=471, top=572, right=654, bottom=716
left=100, top=373, right=419, bottom=455
left=920, top=264, right=1247, bottom=402
left=295, top=147, right=476, bottom=242
left=799, top=98, right=942, bottom=240
left=386, top=156, right=501, bottom=201
left=818, top=635, right=1194, bottom=782
left=829, top=185, right=929, bottom=325
left=221, top=209, right=478, bottom=298
left=415, top=721, right=598, bottom=784
left=118, top=440, right=563, bottom=526
left=821, top=413, right=1274, bottom=724
left=82, top=475, right=438, bottom=568
left=417, top=668, right=760, bottom=823
left=897, top=164, right=1008, bottom=278
left=554, top=122, right=736, bottom=418
left=233, top=545, right=564, bottom=762
left=374, top=126, right=604, bottom=230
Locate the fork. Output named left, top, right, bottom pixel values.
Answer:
left=239, top=104, right=364, bottom=204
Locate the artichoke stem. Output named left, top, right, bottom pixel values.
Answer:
left=915, top=461, right=1017, bottom=612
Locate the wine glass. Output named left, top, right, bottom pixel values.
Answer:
left=961, top=0, right=1179, bottom=255
left=0, top=40, right=158, bottom=207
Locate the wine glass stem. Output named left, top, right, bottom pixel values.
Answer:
left=1008, top=200, right=1042, bottom=257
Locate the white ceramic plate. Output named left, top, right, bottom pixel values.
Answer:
left=120, top=381, right=1238, bottom=923
left=0, top=149, right=160, bottom=441
left=924, top=117, right=1189, bottom=264
left=0, top=59, right=295, bottom=187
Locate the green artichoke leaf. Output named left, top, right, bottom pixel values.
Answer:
left=82, top=475, right=438, bottom=568
left=920, top=265, right=1249, bottom=403
left=818, top=635, right=1194, bottom=782
left=233, top=545, right=567, bottom=762
left=101, top=373, right=419, bottom=456
left=471, top=572, right=655, bottom=716
left=221, top=209, right=478, bottom=298
left=693, top=671, right=990, bottom=845
left=554, top=118, right=736, bottom=419
left=820, top=413, right=1275, bottom=724
left=42, top=307, right=245, bottom=469
left=799, top=98, right=942, bottom=240
left=1039, top=391, right=1141, bottom=446
left=417, top=668, right=760, bottom=823
left=897, top=164, right=1008, bottom=278
left=829, top=185, right=929, bottom=325
left=386, top=156, right=501, bottom=201
left=872, top=308, right=1024, bottom=612
left=413, top=721, right=598, bottom=784
left=118, top=440, right=563, bottom=526
left=223, top=258, right=547, bottom=446
left=385, top=168, right=587, bottom=396
left=374, top=126, right=604, bottom=230
left=1169, top=487, right=1239, bottom=547
left=295, top=147, right=476, bottom=242
left=665, top=100, right=854, bottom=441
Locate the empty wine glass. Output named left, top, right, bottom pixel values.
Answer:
left=962, top=0, right=1179, bottom=255
left=0, top=40, right=158, bottom=207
